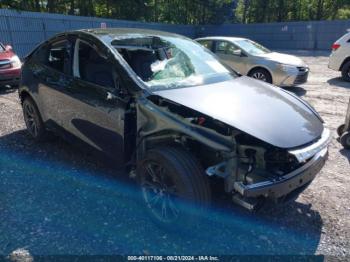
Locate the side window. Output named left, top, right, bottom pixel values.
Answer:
left=46, top=40, right=69, bottom=73
left=198, top=40, right=213, bottom=50
left=74, top=40, right=115, bottom=89
left=215, top=41, right=228, bottom=54
left=30, top=44, right=49, bottom=64
left=215, top=41, right=240, bottom=55
left=226, top=43, right=240, bottom=55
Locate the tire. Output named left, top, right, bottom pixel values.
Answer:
left=137, top=146, right=211, bottom=227
left=341, top=61, right=350, bottom=82
left=337, top=124, right=346, bottom=137
left=340, top=132, right=350, bottom=149
left=248, top=68, right=273, bottom=84
left=22, top=97, right=48, bottom=142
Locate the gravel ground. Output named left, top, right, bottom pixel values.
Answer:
left=0, top=51, right=349, bottom=256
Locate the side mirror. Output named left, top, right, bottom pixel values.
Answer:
left=232, top=49, right=242, bottom=56
left=5, top=45, right=13, bottom=51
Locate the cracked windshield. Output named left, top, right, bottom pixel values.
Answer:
left=113, top=36, right=236, bottom=90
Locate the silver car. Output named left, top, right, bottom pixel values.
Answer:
left=195, top=36, right=309, bottom=87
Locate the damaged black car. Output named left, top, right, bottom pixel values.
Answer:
left=19, top=28, right=331, bottom=224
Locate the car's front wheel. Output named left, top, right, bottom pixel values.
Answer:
left=341, top=61, right=350, bottom=82
left=137, top=146, right=211, bottom=226
left=22, top=97, right=48, bottom=141
left=249, top=68, right=272, bottom=84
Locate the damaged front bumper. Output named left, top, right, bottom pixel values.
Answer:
left=233, top=146, right=328, bottom=199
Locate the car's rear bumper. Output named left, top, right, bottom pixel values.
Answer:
left=233, top=147, right=328, bottom=199
left=328, top=52, right=342, bottom=71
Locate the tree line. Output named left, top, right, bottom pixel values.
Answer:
left=236, top=0, right=350, bottom=24
left=0, top=0, right=349, bottom=25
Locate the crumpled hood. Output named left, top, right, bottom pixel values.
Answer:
left=153, top=76, right=323, bottom=149
left=256, top=52, right=306, bottom=67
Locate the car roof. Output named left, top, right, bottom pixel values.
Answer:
left=77, top=28, right=187, bottom=40
left=49, top=28, right=189, bottom=47
left=195, top=36, right=248, bottom=42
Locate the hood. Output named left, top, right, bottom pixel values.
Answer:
left=153, top=76, right=323, bottom=149
left=256, top=52, right=306, bottom=67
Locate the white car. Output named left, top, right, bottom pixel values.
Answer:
left=195, top=36, right=309, bottom=87
left=328, top=31, right=350, bottom=81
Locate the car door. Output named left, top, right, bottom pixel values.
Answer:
left=214, top=40, right=248, bottom=74
left=61, top=37, right=127, bottom=165
left=31, top=38, right=74, bottom=126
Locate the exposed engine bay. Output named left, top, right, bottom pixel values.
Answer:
left=137, top=95, right=308, bottom=198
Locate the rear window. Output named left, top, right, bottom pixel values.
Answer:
left=47, top=41, right=66, bottom=71
left=338, top=32, right=350, bottom=43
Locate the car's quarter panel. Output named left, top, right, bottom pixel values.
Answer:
left=24, top=38, right=75, bottom=126
left=328, top=53, right=343, bottom=71
left=329, top=32, right=350, bottom=71
left=154, top=76, right=324, bottom=149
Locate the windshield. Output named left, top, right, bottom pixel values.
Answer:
left=112, top=35, right=237, bottom=90
left=0, top=44, right=4, bottom=52
left=235, top=39, right=270, bottom=55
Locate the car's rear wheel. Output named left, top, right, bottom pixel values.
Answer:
left=137, top=146, right=211, bottom=226
left=249, top=68, right=272, bottom=84
left=340, top=132, right=350, bottom=149
left=341, top=61, right=350, bottom=82
left=22, top=97, right=48, bottom=141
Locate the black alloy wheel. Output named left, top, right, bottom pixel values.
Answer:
left=22, top=97, right=48, bottom=141
left=138, top=147, right=211, bottom=226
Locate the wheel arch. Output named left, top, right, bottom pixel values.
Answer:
left=137, top=130, right=226, bottom=170
left=247, top=66, right=273, bottom=82
left=340, top=57, right=350, bottom=71
left=19, top=89, right=47, bottom=124
left=19, top=89, right=33, bottom=104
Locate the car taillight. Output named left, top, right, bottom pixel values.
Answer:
left=332, top=43, right=341, bottom=51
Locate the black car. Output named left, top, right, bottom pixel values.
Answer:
left=19, top=28, right=330, bottom=224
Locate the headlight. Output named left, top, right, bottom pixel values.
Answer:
left=278, top=63, right=297, bottom=73
left=10, top=55, right=21, bottom=68
left=289, top=128, right=331, bottom=163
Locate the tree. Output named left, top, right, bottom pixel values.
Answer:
left=0, top=0, right=349, bottom=24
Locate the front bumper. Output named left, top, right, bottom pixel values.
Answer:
left=277, top=67, right=309, bottom=87
left=233, top=147, right=328, bottom=199
left=0, top=67, right=21, bottom=86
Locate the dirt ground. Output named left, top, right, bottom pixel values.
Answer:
left=0, top=50, right=349, bottom=256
